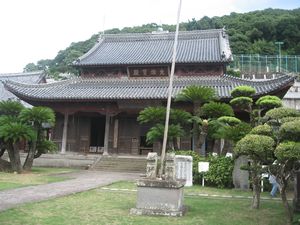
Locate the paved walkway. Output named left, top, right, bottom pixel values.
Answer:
left=0, top=171, right=139, bottom=212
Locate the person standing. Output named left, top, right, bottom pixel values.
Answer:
left=269, top=174, right=279, bottom=197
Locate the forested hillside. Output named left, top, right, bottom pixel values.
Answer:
left=24, top=8, right=300, bottom=77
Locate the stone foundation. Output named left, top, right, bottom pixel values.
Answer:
left=130, top=178, right=186, bottom=217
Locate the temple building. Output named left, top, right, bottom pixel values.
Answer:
left=4, top=29, right=294, bottom=155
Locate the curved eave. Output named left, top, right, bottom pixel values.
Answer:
left=4, top=75, right=295, bottom=103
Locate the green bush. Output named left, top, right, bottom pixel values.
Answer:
left=280, top=117, right=300, bottom=124
left=230, top=96, right=253, bottom=108
left=217, top=116, right=241, bottom=126
left=250, top=124, right=273, bottom=137
left=201, top=102, right=234, bottom=119
left=255, top=95, right=282, bottom=108
left=205, top=155, right=234, bottom=188
left=175, top=151, right=234, bottom=188
left=234, top=134, right=275, bottom=162
left=231, top=86, right=256, bottom=98
left=264, top=107, right=300, bottom=120
left=279, top=120, right=300, bottom=142
left=275, top=141, right=300, bottom=161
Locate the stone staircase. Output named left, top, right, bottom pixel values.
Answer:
left=90, top=155, right=147, bottom=173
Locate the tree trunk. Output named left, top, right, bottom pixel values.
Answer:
left=0, top=158, right=11, bottom=172
left=7, top=142, right=22, bottom=173
left=221, top=140, right=232, bottom=156
left=252, top=173, right=261, bottom=209
left=23, top=142, right=36, bottom=171
left=212, top=139, right=220, bottom=155
left=197, top=120, right=209, bottom=156
left=24, top=127, right=40, bottom=171
left=281, top=183, right=293, bottom=225
left=12, top=143, right=22, bottom=173
left=0, top=147, right=5, bottom=157
left=7, top=143, right=16, bottom=172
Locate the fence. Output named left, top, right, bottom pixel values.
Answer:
left=230, top=55, right=300, bottom=74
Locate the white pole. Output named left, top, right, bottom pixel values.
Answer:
left=159, top=0, right=182, bottom=178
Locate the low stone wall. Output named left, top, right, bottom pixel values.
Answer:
left=2, top=153, right=98, bottom=169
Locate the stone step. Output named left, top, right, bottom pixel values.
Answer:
left=90, top=156, right=147, bottom=172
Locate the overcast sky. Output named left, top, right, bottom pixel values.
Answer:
left=0, top=0, right=299, bottom=73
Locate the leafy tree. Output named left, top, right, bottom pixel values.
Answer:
left=271, top=142, right=300, bottom=224
left=234, top=134, right=275, bottom=209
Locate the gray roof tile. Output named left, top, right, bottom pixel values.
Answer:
left=4, top=75, right=294, bottom=102
left=74, top=29, right=232, bottom=66
left=0, top=71, right=45, bottom=103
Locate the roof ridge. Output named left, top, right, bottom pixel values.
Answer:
left=100, top=29, right=223, bottom=42
left=0, top=70, right=44, bottom=77
left=4, top=77, right=78, bottom=88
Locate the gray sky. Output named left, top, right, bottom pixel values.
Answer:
left=0, top=0, right=298, bottom=73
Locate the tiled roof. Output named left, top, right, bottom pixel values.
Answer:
left=74, top=29, right=232, bottom=66
left=4, top=74, right=294, bottom=102
left=283, top=81, right=300, bottom=99
left=0, top=71, right=45, bottom=103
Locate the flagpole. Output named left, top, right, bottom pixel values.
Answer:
left=159, top=0, right=182, bottom=178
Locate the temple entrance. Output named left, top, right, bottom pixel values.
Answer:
left=89, top=116, right=105, bottom=152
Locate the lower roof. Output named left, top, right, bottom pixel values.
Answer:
left=4, top=74, right=294, bottom=102
left=0, top=71, right=45, bottom=102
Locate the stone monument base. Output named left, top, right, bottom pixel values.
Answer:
left=130, top=178, right=186, bottom=217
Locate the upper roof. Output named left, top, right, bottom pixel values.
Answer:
left=73, top=29, right=232, bottom=67
left=4, top=74, right=294, bottom=102
left=0, top=71, right=45, bottom=102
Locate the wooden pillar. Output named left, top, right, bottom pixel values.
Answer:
left=113, top=119, right=119, bottom=149
left=103, top=114, right=111, bottom=156
left=61, top=112, right=69, bottom=154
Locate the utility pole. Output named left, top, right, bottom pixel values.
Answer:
left=159, top=0, right=182, bottom=178
left=275, top=41, right=284, bottom=72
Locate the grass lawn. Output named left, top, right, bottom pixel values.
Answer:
left=0, top=167, right=76, bottom=191
left=0, top=181, right=299, bottom=225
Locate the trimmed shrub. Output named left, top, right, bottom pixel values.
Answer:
left=250, top=124, right=273, bottom=137
left=275, top=141, right=300, bottom=161
left=230, top=96, right=253, bottom=108
left=279, top=120, right=300, bottom=142
left=264, top=107, right=300, bottom=120
left=231, top=86, right=256, bottom=98
left=256, top=95, right=282, bottom=108
left=205, top=155, right=234, bottom=188
left=201, top=102, right=234, bottom=119
left=280, top=117, right=300, bottom=124
left=218, top=116, right=241, bottom=126
left=234, top=134, right=275, bottom=162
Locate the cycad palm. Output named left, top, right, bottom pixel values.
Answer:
left=175, top=86, right=217, bottom=154
left=0, top=121, right=35, bottom=173
left=19, top=107, right=55, bottom=170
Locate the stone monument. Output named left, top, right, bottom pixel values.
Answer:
left=130, top=152, right=186, bottom=216
left=232, top=155, right=249, bottom=190
left=175, top=155, right=193, bottom=186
